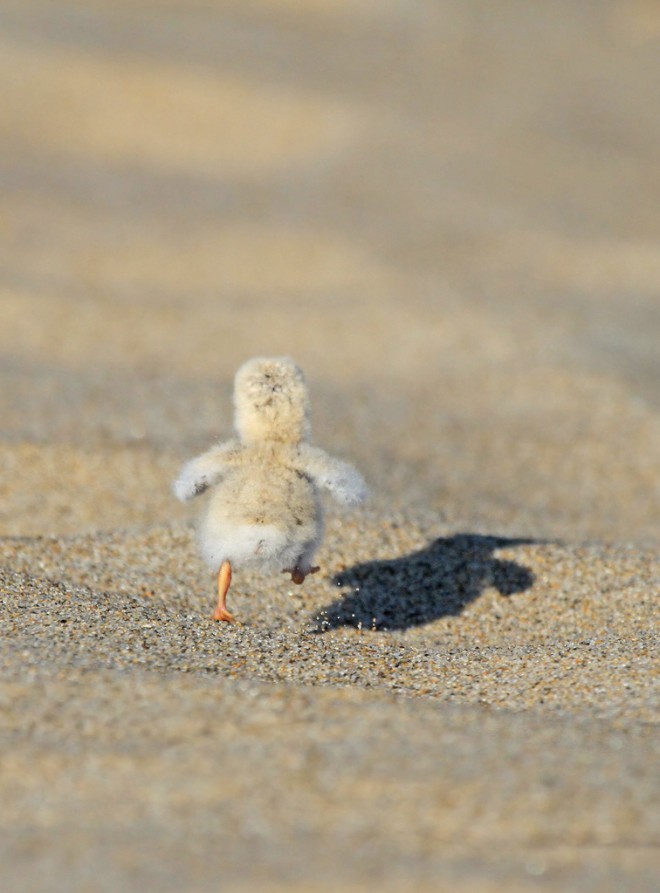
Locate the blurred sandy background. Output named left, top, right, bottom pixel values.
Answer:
left=1, top=2, right=658, bottom=892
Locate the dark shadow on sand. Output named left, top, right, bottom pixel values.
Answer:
left=315, top=534, right=537, bottom=632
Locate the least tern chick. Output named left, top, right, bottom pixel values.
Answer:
left=174, top=357, right=367, bottom=623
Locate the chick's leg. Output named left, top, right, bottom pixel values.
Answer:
left=283, top=565, right=320, bottom=585
left=213, top=560, right=235, bottom=622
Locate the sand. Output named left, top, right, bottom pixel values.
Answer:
left=1, top=1, right=658, bottom=891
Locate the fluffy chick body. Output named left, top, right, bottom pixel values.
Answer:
left=198, top=441, right=323, bottom=574
left=174, top=357, right=366, bottom=590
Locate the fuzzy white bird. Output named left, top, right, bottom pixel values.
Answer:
left=174, top=356, right=367, bottom=622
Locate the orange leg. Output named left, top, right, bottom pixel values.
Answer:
left=213, top=560, right=235, bottom=622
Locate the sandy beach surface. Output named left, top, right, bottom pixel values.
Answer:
left=1, top=2, right=659, bottom=891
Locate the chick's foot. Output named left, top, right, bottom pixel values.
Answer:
left=283, top=566, right=320, bottom=585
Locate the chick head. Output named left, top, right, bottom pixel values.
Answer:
left=233, top=356, right=311, bottom=445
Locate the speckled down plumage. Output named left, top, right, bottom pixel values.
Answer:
left=174, top=357, right=366, bottom=573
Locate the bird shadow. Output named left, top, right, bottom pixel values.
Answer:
left=314, top=534, right=538, bottom=632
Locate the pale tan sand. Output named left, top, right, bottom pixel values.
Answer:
left=1, top=511, right=658, bottom=723
left=1, top=1, right=659, bottom=891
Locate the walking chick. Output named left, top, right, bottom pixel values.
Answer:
left=173, top=357, right=367, bottom=622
